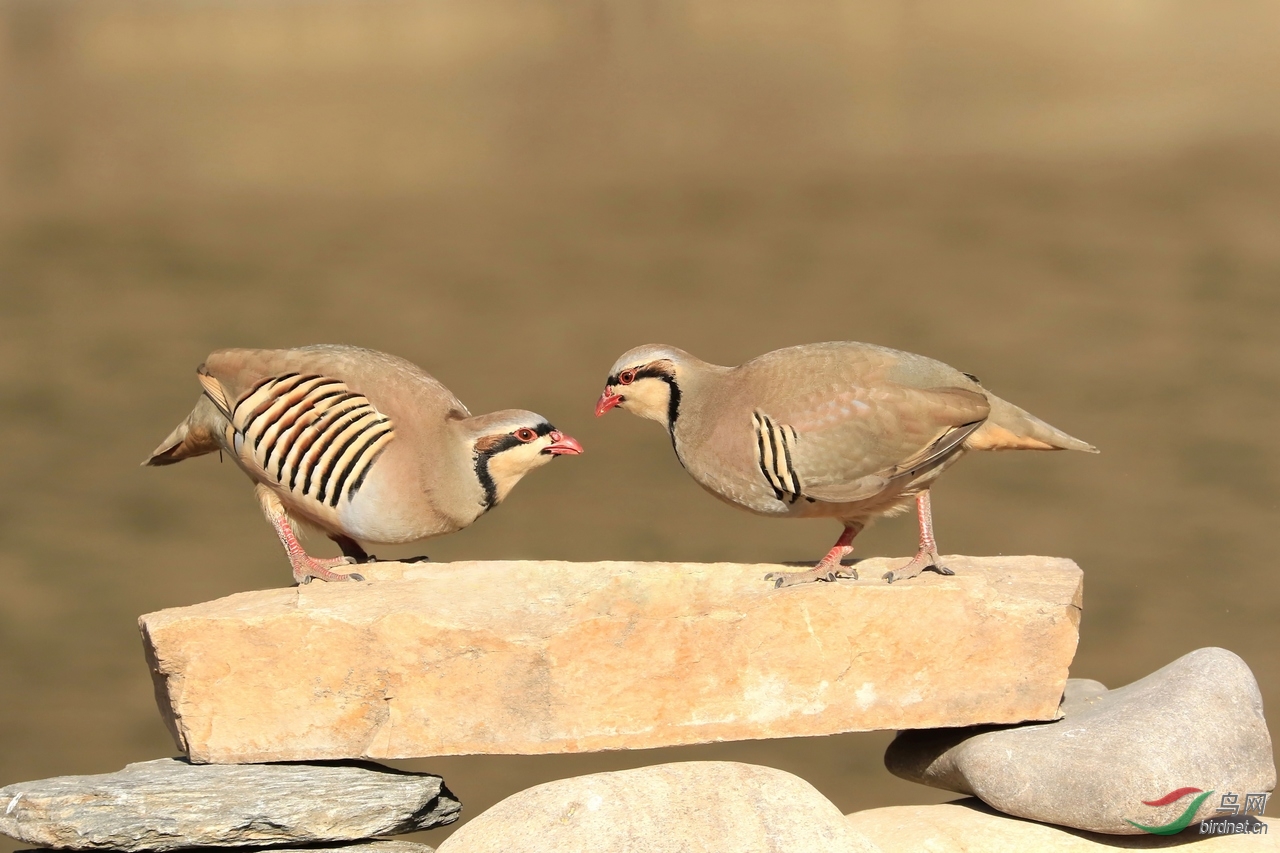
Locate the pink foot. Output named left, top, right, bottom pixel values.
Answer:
left=764, top=522, right=862, bottom=589
left=882, top=548, right=952, bottom=584
left=881, top=491, right=955, bottom=584
left=293, top=556, right=365, bottom=585
left=764, top=561, right=858, bottom=589
left=256, top=485, right=368, bottom=586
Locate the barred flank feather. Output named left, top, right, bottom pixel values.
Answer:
left=752, top=411, right=803, bottom=503
left=227, top=373, right=396, bottom=508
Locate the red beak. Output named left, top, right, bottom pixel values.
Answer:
left=545, top=430, right=584, bottom=456
left=595, top=389, right=623, bottom=417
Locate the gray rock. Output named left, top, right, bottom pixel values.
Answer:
left=0, top=758, right=460, bottom=851
left=885, top=648, right=1276, bottom=834
left=15, top=844, right=435, bottom=853
left=436, top=761, right=881, bottom=853
left=15, top=840, right=435, bottom=845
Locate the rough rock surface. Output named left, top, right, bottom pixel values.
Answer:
left=0, top=758, right=459, bottom=851
left=140, top=557, right=1081, bottom=763
left=885, top=649, right=1276, bottom=834
left=846, top=800, right=1276, bottom=851
left=437, top=761, right=881, bottom=853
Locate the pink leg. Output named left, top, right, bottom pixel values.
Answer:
left=765, top=522, right=864, bottom=589
left=256, top=485, right=365, bottom=585
left=883, top=490, right=954, bottom=583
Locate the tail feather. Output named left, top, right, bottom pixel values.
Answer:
left=143, top=396, right=225, bottom=466
left=965, top=394, right=1098, bottom=453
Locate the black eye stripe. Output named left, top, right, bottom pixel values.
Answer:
left=607, top=363, right=672, bottom=386
left=477, top=423, right=555, bottom=457
left=634, top=365, right=671, bottom=381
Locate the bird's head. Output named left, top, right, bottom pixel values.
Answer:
left=466, top=410, right=583, bottom=508
left=595, top=344, right=693, bottom=429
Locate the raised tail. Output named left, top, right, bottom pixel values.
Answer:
left=964, top=393, right=1098, bottom=453
left=143, top=396, right=225, bottom=466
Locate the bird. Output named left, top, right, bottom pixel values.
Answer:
left=146, top=345, right=583, bottom=584
left=595, top=341, right=1096, bottom=587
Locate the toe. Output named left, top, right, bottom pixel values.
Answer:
left=884, top=564, right=924, bottom=584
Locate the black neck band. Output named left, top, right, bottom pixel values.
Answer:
left=473, top=444, right=512, bottom=511
left=665, top=376, right=682, bottom=432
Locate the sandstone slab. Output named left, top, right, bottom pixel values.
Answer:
left=141, top=557, right=1082, bottom=763
left=437, top=761, right=881, bottom=853
left=886, top=648, right=1276, bottom=834
left=847, top=800, right=1276, bottom=851
left=0, top=758, right=459, bottom=851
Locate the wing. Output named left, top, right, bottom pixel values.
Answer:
left=753, top=384, right=989, bottom=505
left=200, top=365, right=396, bottom=511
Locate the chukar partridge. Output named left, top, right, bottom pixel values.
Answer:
left=595, top=342, right=1095, bottom=587
left=147, top=345, right=583, bottom=584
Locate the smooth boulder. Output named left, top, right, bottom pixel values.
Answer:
left=436, top=761, right=881, bottom=853
left=0, top=758, right=460, bottom=851
left=846, top=799, right=1275, bottom=851
left=885, top=649, right=1276, bottom=834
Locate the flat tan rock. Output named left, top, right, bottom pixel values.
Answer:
left=140, top=557, right=1082, bottom=763
left=845, top=800, right=1276, bottom=851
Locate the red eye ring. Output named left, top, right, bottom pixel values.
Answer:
left=618, top=369, right=636, bottom=385
left=515, top=428, right=537, bottom=442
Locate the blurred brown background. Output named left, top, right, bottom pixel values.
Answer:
left=1, top=0, right=1278, bottom=846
